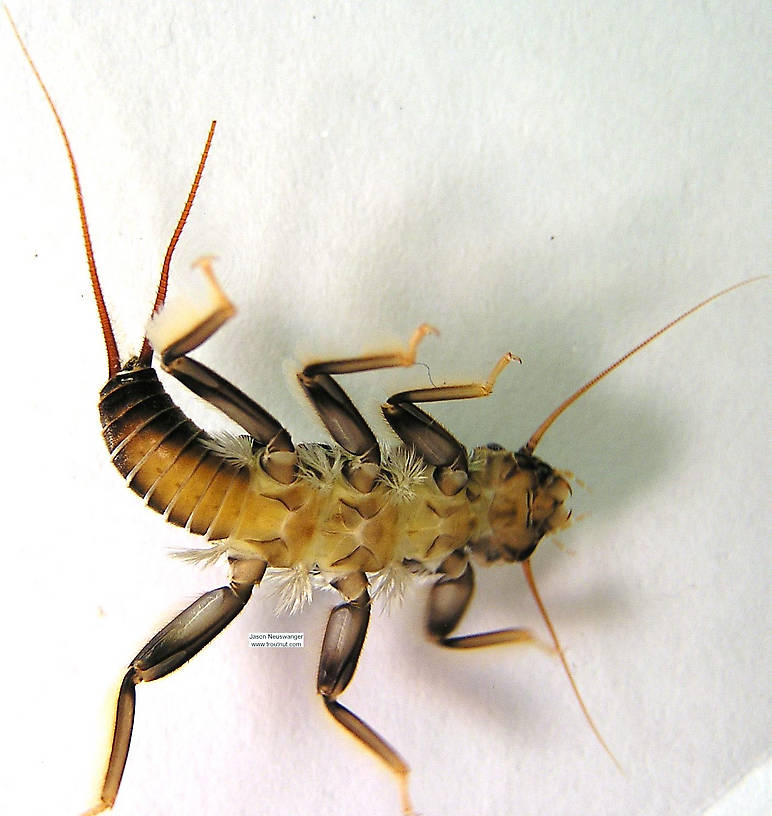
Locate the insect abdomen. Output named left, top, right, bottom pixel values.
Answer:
left=98, top=366, right=320, bottom=559
left=99, top=366, right=248, bottom=534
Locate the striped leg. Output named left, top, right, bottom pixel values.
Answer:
left=81, top=558, right=266, bottom=816
left=146, top=258, right=296, bottom=483
left=426, top=549, right=537, bottom=648
left=317, top=572, right=414, bottom=814
left=297, top=325, right=435, bottom=492
left=383, top=353, right=518, bottom=495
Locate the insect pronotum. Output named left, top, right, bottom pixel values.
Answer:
left=9, top=7, right=768, bottom=812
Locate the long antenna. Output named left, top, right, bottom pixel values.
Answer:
left=522, top=560, right=622, bottom=770
left=522, top=277, right=765, bottom=455
left=7, top=7, right=121, bottom=377
left=520, top=275, right=764, bottom=767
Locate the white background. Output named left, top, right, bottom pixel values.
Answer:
left=1, top=3, right=769, bottom=816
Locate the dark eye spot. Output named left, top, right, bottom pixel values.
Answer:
left=486, top=442, right=503, bottom=450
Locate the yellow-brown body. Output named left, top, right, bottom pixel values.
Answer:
left=101, top=366, right=572, bottom=579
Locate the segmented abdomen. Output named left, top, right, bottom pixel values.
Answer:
left=99, top=367, right=325, bottom=567
left=99, top=367, right=250, bottom=538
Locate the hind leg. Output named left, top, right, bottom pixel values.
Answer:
left=81, top=558, right=266, bottom=816
left=146, top=258, right=296, bottom=482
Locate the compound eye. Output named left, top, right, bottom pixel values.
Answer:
left=486, top=442, right=503, bottom=451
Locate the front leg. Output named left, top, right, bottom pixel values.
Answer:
left=383, top=352, right=518, bottom=496
left=427, top=549, right=537, bottom=648
left=426, top=553, right=618, bottom=768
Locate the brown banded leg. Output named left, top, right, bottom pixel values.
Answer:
left=431, top=553, right=619, bottom=768
left=147, top=259, right=296, bottom=483
left=427, top=550, right=537, bottom=649
left=298, top=324, right=436, bottom=492
left=81, top=558, right=266, bottom=816
left=317, top=572, right=414, bottom=815
left=383, top=352, right=518, bottom=495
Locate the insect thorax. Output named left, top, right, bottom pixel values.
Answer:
left=187, top=441, right=573, bottom=575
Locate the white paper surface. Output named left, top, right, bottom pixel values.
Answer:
left=1, top=3, right=769, bottom=816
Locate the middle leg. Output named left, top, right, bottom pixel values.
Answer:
left=317, top=571, right=414, bottom=815
left=298, top=325, right=436, bottom=492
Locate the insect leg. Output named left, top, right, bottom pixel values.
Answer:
left=427, top=552, right=619, bottom=767
left=298, top=324, right=435, bottom=492
left=426, top=549, right=537, bottom=648
left=317, top=572, right=414, bottom=815
left=82, top=558, right=266, bottom=816
left=147, top=258, right=295, bottom=483
left=383, top=352, right=518, bottom=495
